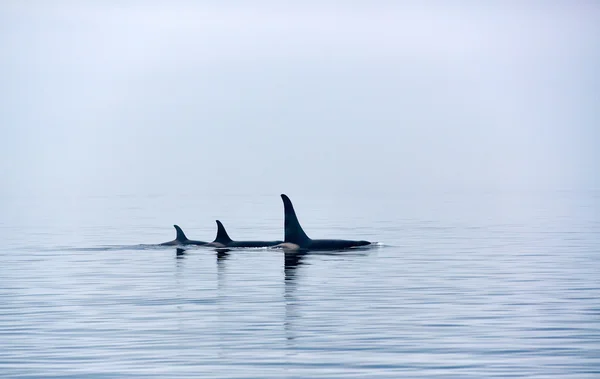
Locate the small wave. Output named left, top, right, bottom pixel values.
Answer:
left=42, top=244, right=183, bottom=252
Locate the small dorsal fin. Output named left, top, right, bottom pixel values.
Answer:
left=214, top=220, right=233, bottom=244
left=174, top=225, right=188, bottom=241
left=281, top=194, right=310, bottom=244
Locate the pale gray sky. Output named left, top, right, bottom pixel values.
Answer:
left=1, top=1, right=599, bottom=198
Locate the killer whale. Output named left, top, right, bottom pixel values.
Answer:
left=160, top=225, right=209, bottom=246
left=279, top=194, right=371, bottom=250
left=207, top=220, right=283, bottom=248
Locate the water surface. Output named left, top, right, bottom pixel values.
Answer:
left=1, top=191, right=599, bottom=378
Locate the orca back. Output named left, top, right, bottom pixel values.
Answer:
left=174, top=225, right=188, bottom=241
left=281, top=194, right=311, bottom=245
left=214, top=220, right=233, bottom=244
left=307, top=239, right=371, bottom=250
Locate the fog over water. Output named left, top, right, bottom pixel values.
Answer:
left=1, top=2, right=599, bottom=199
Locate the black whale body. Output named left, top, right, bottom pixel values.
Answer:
left=207, top=220, right=283, bottom=248
left=280, top=194, right=371, bottom=251
left=160, top=225, right=209, bottom=246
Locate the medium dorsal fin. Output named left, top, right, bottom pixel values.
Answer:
left=214, top=220, right=233, bottom=244
left=174, top=225, right=188, bottom=241
left=281, top=194, right=310, bottom=244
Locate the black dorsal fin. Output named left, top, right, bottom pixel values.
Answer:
left=214, top=220, right=233, bottom=244
left=281, top=194, right=311, bottom=244
left=174, top=225, right=188, bottom=241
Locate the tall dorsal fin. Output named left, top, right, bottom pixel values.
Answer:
left=174, top=225, right=188, bottom=241
left=281, top=194, right=310, bottom=244
left=214, top=220, right=233, bottom=244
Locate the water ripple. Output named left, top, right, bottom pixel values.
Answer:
left=1, top=192, right=599, bottom=378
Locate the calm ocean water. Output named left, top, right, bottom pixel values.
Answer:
left=0, top=191, right=599, bottom=378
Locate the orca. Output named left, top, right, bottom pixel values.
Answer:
left=160, top=225, right=209, bottom=246
left=207, top=220, right=283, bottom=248
left=279, top=194, right=371, bottom=250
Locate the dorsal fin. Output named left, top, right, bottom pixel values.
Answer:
left=214, top=220, right=233, bottom=244
left=281, top=194, right=310, bottom=244
left=174, top=225, right=188, bottom=241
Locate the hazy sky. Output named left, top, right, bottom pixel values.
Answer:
left=1, top=1, right=599, bottom=198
